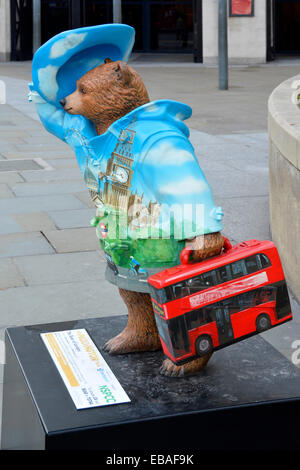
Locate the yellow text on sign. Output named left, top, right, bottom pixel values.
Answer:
left=45, top=333, right=79, bottom=387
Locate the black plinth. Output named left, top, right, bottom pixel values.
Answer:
left=2, top=315, right=300, bottom=451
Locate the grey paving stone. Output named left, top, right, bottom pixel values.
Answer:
left=47, top=208, right=95, bottom=229
left=0, top=184, right=14, bottom=198
left=13, top=212, right=57, bottom=232
left=0, top=258, right=25, bottom=289
left=204, top=166, right=269, bottom=199
left=0, top=214, right=24, bottom=235
left=14, top=143, right=70, bottom=152
left=0, top=130, right=31, bottom=139
left=0, top=232, right=55, bottom=258
left=42, top=227, right=99, bottom=253
left=0, top=280, right=126, bottom=329
left=0, top=172, right=24, bottom=184
left=0, top=194, right=86, bottom=215
left=20, top=168, right=82, bottom=182
left=0, top=120, right=15, bottom=127
left=0, top=159, right=44, bottom=171
left=215, top=194, right=270, bottom=242
left=11, top=181, right=86, bottom=197
left=14, top=251, right=105, bottom=286
left=45, top=158, right=78, bottom=169
left=74, top=191, right=95, bottom=208
left=2, top=150, right=74, bottom=160
left=0, top=136, right=26, bottom=145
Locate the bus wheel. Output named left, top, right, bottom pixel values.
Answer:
left=256, top=314, right=271, bottom=332
left=195, top=335, right=213, bottom=357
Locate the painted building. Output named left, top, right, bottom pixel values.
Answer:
left=1, top=1, right=300, bottom=63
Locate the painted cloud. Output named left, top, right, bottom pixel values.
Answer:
left=50, top=33, right=87, bottom=59
left=159, top=176, right=208, bottom=196
left=37, top=64, right=59, bottom=101
left=146, top=141, right=195, bottom=166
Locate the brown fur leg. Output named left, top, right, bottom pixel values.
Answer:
left=103, top=288, right=162, bottom=354
left=159, top=232, right=224, bottom=377
left=160, top=354, right=212, bottom=377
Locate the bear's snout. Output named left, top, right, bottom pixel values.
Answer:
left=60, top=98, right=66, bottom=108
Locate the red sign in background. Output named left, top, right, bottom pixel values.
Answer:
left=231, top=0, right=253, bottom=16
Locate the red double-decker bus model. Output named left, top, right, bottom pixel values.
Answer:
left=148, top=239, right=292, bottom=365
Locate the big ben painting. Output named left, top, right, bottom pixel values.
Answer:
left=104, top=128, right=135, bottom=211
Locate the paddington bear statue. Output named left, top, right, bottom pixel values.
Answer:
left=29, top=24, right=224, bottom=377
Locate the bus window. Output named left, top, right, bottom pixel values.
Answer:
left=259, top=287, right=274, bottom=304
left=186, top=275, right=206, bottom=293
left=276, top=282, right=291, bottom=319
left=204, top=305, right=215, bottom=323
left=222, top=296, right=239, bottom=314
left=172, top=281, right=189, bottom=299
left=150, top=285, right=173, bottom=304
left=186, top=308, right=205, bottom=330
left=245, top=256, right=259, bottom=274
left=202, top=270, right=217, bottom=288
left=259, top=253, right=271, bottom=268
left=231, top=259, right=247, bottom=279
left=168, top=316, right=191, bottom=357
left=217, top=265, right=232, bottom=283
left=239, top=290, right=256, bottom=309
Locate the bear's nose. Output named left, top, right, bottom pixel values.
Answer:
left=60, top=98, right=66, bottom=108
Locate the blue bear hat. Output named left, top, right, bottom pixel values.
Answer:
left=31, top=23, right=135, bottom=107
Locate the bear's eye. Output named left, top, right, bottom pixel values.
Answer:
left=80, top=87, right=86, bottom=94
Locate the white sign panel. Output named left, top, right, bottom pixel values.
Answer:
left=41, top=329, right=131, bottom=410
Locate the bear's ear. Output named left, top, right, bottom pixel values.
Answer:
left=114, top=62, right=131, bottom=86
left=104, top=58, right=112, bottom=64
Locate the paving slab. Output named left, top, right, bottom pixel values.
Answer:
left=0, top=159, right=45, bottom=171
left=74, top=191, right=96, bottom=208
left=14, top=251, right=105, bottom=286
left=0, top=184, right=14, bottom=198
left=217, top=195, right=270, bottom=242
left=0, top=214, right=24, bottom=235
left=47, top=208, right=95, bottom=229
left=45, top=158, right=78, bottom=169
left=42, top=227, right=99, bottom=253
left=0, top=172, right=24, bottom=184
left=0, top=280, right=126, bottom=329
left=0, top=194, right=86, bottom=214
left=11, top=181, right=86, bottom=197
left=0, top=232, right=55, bottom=258
left=20, top=168, right=82, bottom=182
left=12, top=212, right=57, bottom=232
left=0, top=258, right=25, bottom=289
left=2, top=150, right=75, bottom=160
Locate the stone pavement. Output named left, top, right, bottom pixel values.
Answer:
left=0, top=58, right=300, bottom=444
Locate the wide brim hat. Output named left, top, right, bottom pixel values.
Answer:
left=31, top=24, right=135, bottom=107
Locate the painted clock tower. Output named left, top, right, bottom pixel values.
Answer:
left=104, top=128, right=135, bottom=211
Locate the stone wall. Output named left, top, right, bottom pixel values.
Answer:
left=268, top=75, right=300, bottom=301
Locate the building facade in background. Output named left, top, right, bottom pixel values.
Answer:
left=0, top=0, right=300, bottom=63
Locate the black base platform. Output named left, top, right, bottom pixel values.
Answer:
left=1, top=315, right=300, bottom=451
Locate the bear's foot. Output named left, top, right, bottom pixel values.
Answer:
left=159, top=354, right=212, bottom=377
left=103, top=327, right=162, bottom=355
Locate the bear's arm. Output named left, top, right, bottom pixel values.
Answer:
left=28, top=86, right=96, bottom=146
